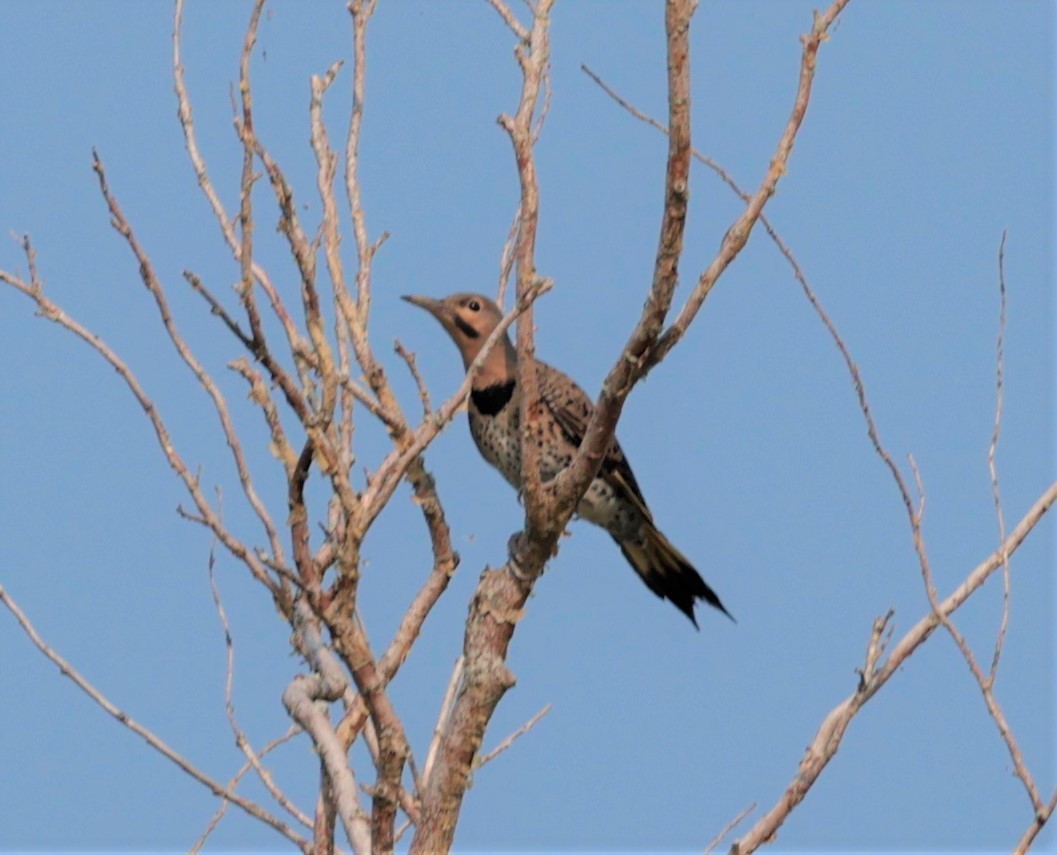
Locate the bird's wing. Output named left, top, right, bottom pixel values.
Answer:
left=535, top=362, right=653, bottom=520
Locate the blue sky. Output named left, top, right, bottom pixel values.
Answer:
left=0, top=2, right=1053, bottom=852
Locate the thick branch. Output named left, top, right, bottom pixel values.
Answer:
left=554, top=0, right=695, bottom=515
left=413, top=3, right=698, bottom=849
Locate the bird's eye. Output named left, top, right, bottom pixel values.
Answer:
left=467, top=299, right=480, bottom=312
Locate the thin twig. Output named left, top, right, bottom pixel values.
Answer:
left=495, top=208, right=521, bottom=308
left=92, top=152, right=288, bottom=576
left=339, top=0, right=405, bottom=429
left=476, top=703, right=552, bottom=767
left=173, top=0, right=310, bottom=375
left=500, top=0, right=555, bottom=529
left=208, top=539, right=313, bottom=829
left=0, top=241, right=275, bottom=596
left=702, top=802, right=755, bottom=855
left=423, top=658, right=465, bottom=787
left=988, top=231, right=1010, bottom=682
left=308, top=57, right=349, bottom=439
left=183, top=270, right=254, bottom=349
left=395, top=340, right=432, bottom=416
left=0, top=585, right=309, bottom=851
left=733, top=480, right=1057, bottom=852
left=189, top=726, right=305, bottom=855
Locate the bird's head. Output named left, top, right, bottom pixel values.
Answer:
left=401, top=292, right=514, bottom=374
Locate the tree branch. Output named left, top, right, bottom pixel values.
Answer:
left=285, top=601, right=373, bottom=855
left=0, top=238, right=277, bottom=599
left=732, top=479, right=1057, bottom=853
left=173, top=0, right=311, bottom=376
left=0, top=585, right=310, bottom=853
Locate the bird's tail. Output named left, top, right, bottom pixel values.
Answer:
left=615, top=523, right=733, bottom=628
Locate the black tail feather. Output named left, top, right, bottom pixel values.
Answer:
left=615, top=525, right=733, bottom=628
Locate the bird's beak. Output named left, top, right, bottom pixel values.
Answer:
left=401, top=294, right=446, bottom=320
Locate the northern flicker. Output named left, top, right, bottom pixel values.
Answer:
left=402, top=292, right=731, bottom=627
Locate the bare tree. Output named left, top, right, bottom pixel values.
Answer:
left=2, top=2, right=1053, bottom=853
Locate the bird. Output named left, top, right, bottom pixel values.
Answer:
left=402, top=292, right=732, bottom=627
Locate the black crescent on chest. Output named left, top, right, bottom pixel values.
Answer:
left=471, top=380, right=516, bottom=417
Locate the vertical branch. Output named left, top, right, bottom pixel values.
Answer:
left=309, top=59, right=362, bottom=487
left=988, top=231, right=1010, bottom=681
left=497, top=0, right=554, bottom=529
left=648, top=0, right=851, bottom=367
left=312, top=771, right=338, bottom=855
left=555, top=0, right=695, bottom=511
left=346, top=0, right=378, bottom=311
left=338, top=0, right=404, bottom=427
left=325, top=613, right=414, bottom=855
left=408, top=5, right=565, bottom=847
left=284, top=602, right=373, bottom=855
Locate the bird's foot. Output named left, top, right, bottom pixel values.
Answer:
left=506, top=531, right=534, bottom=584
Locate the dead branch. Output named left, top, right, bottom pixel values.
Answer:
left=340, top=0, right=404, bottom=424
left=495, top=207, right=521, bottom=307
left=322, top=610, right=413, bottom=855
left=395, top=340, right=432, bottom=417
left=703, top=802, right=755, bottom=855
left=583, top=44, right=1051, bottom=849
left=208, top=548, right=313, bottom=829
left=1014, top=788, right=1057, bottom=855
left=732, top=479, right=1057, bottom=853
left=422, top=658, right=465, bottom=788
left=173, top=0, right=310, bottom=375
left=0, top=585, right=310, bottom=852
left=988, top=231, right=1011, bottom=681
left=555, top=0, right=698, bottom=520
left=91, top=152, right=288, bottom=573
left=285, top=602, right=373, bottom=855
left=590, top=56, right=1054, bottom=840
left=0, top=238, right=278, bottom=599
left=312, top=771, right=340, bottom=855
left=486, top=0, right=529, bottom=42
left=649, top=0, right=852, bottom=370
left=189, top=726, right=304, bottom=854
left=476, top=703, right=552, bottom=767
left=503, top=0, right=555, bottom=529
